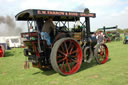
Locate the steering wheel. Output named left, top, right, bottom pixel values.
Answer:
left=60, top=26, right=69, bottom=31
left=56, top=26, right=69, bottom=32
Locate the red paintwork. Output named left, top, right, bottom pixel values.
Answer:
left=56, top=39, right=82, bottom=75
left=21, top=32, right=38, bottom=38
left=98, top=44, right=108, bottom=64
left=0, top=46, right=4, bottom=57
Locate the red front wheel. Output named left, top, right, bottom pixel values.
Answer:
left=94, top=44, right=108, bottom=64
left=50, top=38, right=82, bottom=75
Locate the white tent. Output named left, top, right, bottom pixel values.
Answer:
left=0, top=36, right=21, bottom=48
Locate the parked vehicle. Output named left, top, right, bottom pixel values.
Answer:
left=16, top=8, right=109, bottom=75
left=97, top=26, right=120, bottom=42
left=0, top=36, right=21, bottom=48
left=123, top=33, right=128, bottom=44
left=0, top=45, right=5, bottom=57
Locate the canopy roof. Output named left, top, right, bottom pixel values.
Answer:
left=98, top=26, right=118, bottom=31
left=15, top=9, right=96, bottom=21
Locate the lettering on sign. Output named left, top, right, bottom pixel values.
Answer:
left=47, top=11, right=65, bottom=15
left=37, top=10, right=46, bottom=14
left=37, top=10, right=94, bottom=17
left=80, top=13, right=94, bottom=17
left=68, top=12, right=78, bottom=16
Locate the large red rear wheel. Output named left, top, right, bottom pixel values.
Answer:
left=94, top=44, right=108, bottom=64
left=50, top=38, right=82, bottom=75
left=0, top=45, right=4, bottom=57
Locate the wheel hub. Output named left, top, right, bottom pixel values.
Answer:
left=67, top=54, right=71, bottom=59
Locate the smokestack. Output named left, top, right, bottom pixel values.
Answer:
left=0, top=16, right=23, bottom=36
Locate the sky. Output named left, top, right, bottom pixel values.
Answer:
left=0, top=0, right=128, bottom=32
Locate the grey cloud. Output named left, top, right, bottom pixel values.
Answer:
left=0, top=16, right=23, bottom=36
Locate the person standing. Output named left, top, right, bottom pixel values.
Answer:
left=97, top=32, right=105, bottom=44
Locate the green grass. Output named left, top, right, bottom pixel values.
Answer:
left=0, top=40, right=128, bottom=85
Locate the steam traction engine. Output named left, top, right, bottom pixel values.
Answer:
left=98, top=25, right=120, bottom=42
left=15, top=8, right=109, bottom=75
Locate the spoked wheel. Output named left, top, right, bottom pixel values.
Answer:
left=94, top=44, right=108, bottom=64
left=0, top=45, right=4, bottom=57
left=83, top=46, right=93, bottom=63
left=50, top=38, right=82, bottom=75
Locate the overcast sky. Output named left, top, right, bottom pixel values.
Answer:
left=0, top=0, right=128, bottom=31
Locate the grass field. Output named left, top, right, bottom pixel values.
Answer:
left=0, top=40, right=128, bottom=85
